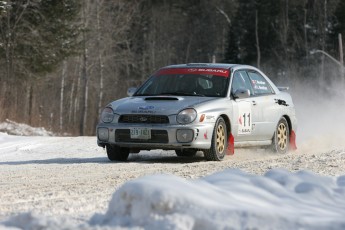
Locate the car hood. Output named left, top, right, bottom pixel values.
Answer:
left=109, top=96, right=217, bottom=115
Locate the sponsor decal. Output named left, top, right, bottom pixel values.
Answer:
left=254, top=85, right=268, bottom=90
left=195, top=129, right=199, bottom=140
left=205, top=115, right=216, bottom=121
left=204, top=130, right=208, bottom=139
left=138, top=105, right=155, bottom=110
left=252, top=79, right=268, bottom=91
left=130, top=105, right=156, bottom=114
left=252, top=80, right=266, bottom=85
left=193, top=68, right=228, bottom=74
left=157, top=68, right=230, bottom=77
left=131, top=110, right=155, bottom=114
left=238, top=101, right=252, bottom=135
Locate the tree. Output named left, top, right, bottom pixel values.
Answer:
left=0, top=0, right=81, bottom=121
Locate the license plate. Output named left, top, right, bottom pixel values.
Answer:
left=130, top=128, right=151, bottom=139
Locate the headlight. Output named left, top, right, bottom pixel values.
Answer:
left=101, top=107, right=114, bottom=123
left=177, top=108, right=197, bottom=124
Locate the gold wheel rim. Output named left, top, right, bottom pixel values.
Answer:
left=216, top=124, right=225, bottom=153
left=277, top=123, right=287, bottom=150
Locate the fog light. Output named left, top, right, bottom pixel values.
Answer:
left=98, top=128, right=109, bottom=141
left=176, top=129, right=194, bottom=143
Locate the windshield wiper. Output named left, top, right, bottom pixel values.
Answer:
left=134, top=93, right=155, bottom=96
left=159, top=92, right=206, bottom=97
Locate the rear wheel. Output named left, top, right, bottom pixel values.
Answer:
left=272, top=117, right=289, bottom=154
left=106, top=144, right=130, bottom=161
left=204, top=117, right=227, bottom=161
left=175, top=149, right=197, bottom=157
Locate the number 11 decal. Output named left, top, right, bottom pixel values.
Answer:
left=242, top=113, right=251, bottom=127
left=238, top=102, right=252, bottom=135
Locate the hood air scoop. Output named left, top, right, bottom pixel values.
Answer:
left=145, top=97, right=179, bottom=101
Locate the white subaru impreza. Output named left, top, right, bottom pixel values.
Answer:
left=97, top=63, right=297, bottom=161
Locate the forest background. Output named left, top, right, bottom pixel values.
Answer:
left=1, top=0, right=345, bottom=136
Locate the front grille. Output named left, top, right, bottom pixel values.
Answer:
left=119, top=115, right=169, bottom=124
left=115, top=129, right=169, bottom=143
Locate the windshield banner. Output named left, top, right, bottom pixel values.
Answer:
left=157, top=68, right=230, bottom=77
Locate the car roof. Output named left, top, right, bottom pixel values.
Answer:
left=161, top=63, right=254, bottom=70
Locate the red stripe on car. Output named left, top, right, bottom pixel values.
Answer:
left=157, top=68, right=230, bottom=77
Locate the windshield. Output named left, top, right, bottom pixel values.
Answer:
left=135, top=68, right=230, bottom=97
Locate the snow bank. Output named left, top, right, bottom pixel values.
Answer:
left=90, top=169, right=345, bottom=230
left=3, top=169, right=345, bottom=230
left=0, top=119, right=53, bottom=136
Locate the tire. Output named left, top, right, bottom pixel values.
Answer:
left=106, top=144, right=130, bottom=161
left=272, top=117, right=289, bottom=154
left=204, top=117, right=227, bottom=161
left=175, top=149, right=197, bottom=157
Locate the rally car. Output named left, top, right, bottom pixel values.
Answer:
left=97, top=63, right=297, bottom=161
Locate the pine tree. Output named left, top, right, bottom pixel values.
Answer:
left=0, top=0, right=81, bottom=80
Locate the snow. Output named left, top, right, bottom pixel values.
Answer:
left=1, top=132, right=345, bottom=229
left=0, top=119, right=54, bottom=137
left=1, top=168, right=345, bottom=230
left=1, top=92, right=345, bottom=229
left=89, top=170, right=345, bottom=230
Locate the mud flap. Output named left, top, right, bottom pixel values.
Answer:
left=227, top=133, right=235, bottom=155
left=290, top=130, right=297, bottom=150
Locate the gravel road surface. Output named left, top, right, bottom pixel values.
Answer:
left=1, top=135, right=345, bottom=224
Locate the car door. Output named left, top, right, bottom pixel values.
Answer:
left=231, top=70, right=256, bottom=142
left=246, top=70, right=279, bottom=141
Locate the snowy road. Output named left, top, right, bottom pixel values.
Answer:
left=1, top=133, right=345, bottom=228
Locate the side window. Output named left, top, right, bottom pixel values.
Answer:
left=231, top=71, right=253, bottom=96
left=247, top=71, right=274, bottom=95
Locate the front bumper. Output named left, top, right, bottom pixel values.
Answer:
left=96, top=122, right=215, bottom=150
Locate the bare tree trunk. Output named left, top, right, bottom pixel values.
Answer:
left=2, top=2, right=30, bottom=120
left=320, top=0, right=327, bottom=87
left=255, top=10, right=261, bottom=69
left=185, top=36, right=193, bottom=63
left=79, top=2, right=90, bottom=136
left=339, top=33, right=344, bottom=87
left=74, top=61, right=81, bottom=126
left=25, top=82, right=33, bottom=125
left=304, top=7, right=308, bottom=62
left=96, top=0, right=104, bottom=118
left=68, top=79, right=75, bottom=125
left=284, top=0, right=289, bottom=62
left=80, top=39, right=89, bottom=136
left=60, top=60, right=67, bottom=132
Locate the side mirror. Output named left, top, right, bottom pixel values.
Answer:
left=277, top=86, right=289, bottom=92
left=233, top=88, right=250, bottom=99
left=127, top=87, right=137, bottom=96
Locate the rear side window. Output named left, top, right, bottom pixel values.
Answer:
left=247, top=71, right=274, bottom=95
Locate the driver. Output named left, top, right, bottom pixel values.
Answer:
left=212, top=76, right=226, bottom=96
left=178, top=75, right=198, bottom=94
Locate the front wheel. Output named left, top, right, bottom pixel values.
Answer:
left=106, top=144, right=130, bottom=161
left=204, top=117, right=227, bottom=161
left=272, top=117, right=289, bottom=154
